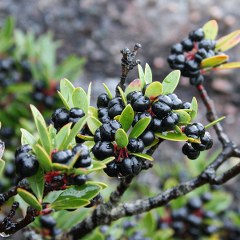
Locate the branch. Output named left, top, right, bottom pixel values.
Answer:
left=0, top=186, right=17, bottom=206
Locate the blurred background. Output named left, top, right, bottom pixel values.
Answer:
left=0, top=1, right=240, bottom=239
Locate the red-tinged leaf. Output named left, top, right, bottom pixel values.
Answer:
left=213, top=62, right=240, bottom=70
left=201, top=55, right=228, bottom=68
left=215, top=30, right=240, bottom=52
left=125, top=79, right=142, bottom=95
left=203, top=20, right=218, bottom=40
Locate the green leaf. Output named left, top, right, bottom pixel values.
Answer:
left=189, top=97, right=198, bottom=120
left=129, top=117, right=151, bottom=138
left=153, top=229, right=174, bottom=240
left=203, top=20, right=218, bottom=40
left=60, top=78, right=75, bottom=99
left=119, top=104, right=134, bottom=132
left=115, top=128, right=129, bottom=148
left=201, top=55, right=229, bottom=68
left=58, top=91, right=71, bottom=109
left=34, top=144, right=52, bottom=172
left=138, top=64, right=145, bottom=88
left=141, top=212, right=155, bottom=235
left=76, top=134, right=94, bottom=141
left=213, top=62, right=240, bottom=70
left=0, top=159, right=5, bottom=175
left=131, top=153, right=154, bottom=161
left=144, top=82, right=163, bottom=99
left=174, top=110, right=191, bottom=124
left=88, top=106, right=98, bottom=118
left=87, top=181, right=108, bottom=189
left=205, top=116, right=225, bottom=129
left=52, top=163, right=70, bottom=171
left=17, top=188, right=42, bottom=211
left=125, top=79, right=142, bottom=95
left=102, top=83, right=113, bottom=99
left=155, top=132, right=200, bottom=143
left=215, top=30, right=240, bottom=52
left=56, top=183, right=101, bottom=200
left=56, top=123, right=72, bottom=150
left=162, top=70, right=180, bottom=95
left=87, top=82, right=92, bottom=106
left=117, top=87, right=127, bottom=106
left=85, top=161, right=106, bottom=173
left=30, top=105, right=51, bottom=154
left=62, top=117, right=88, bottom=149
left=145, top=63, right=153, bottom=84
left=72, top=87, right=88, bottom=114
left=87, top=116, right=102, bottom=135
left=28, top=168, right=44, bottom=201
left=50, top=198, right=89, bottom=211
left=20, top=128, right=38, bottom=147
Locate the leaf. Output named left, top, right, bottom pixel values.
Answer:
left=138, top=64, right=145, bottom=88
left=129, top=117, right=151, bottom=139
left=85, top=161, right=106, bottom=173
left=162, top=70, right=180, bottom=95
left=205, top=116, right=226, bottom=129
left=87, top=116, right=102, bottom=135
left=203, top=20, right=218, bottom=40
left=87, top=82, right=92, bottom=106
left=52, top=163, right=70, bottom=171
left=20, top=128, right=38, bottom=147
left=0, top=159, right=5, bottom=175
left=125, top=79, right=142, bottom=95
left=50, top=198, right=89, bottom=210
left=58, top=91, right=71, bottom=109
left=215, top=30, right=240, bottom=52
left=17, top=188, right=42, bottom=211
left=34, top=144, right=52, bottom=172
left=102, top=83, right=113, bottom=99
left=77, top=134, right=94, bottom=141
left=141, top=212, right=155, bottom=235
left=201, top=55, right=229, bottom=68
left=119, top=104, right=134, bottom=132
left=87, top=181, right=108, bottom=189
left=28, top=168, right=44, bottom=201
left=56, top=123, right=72, bottom=150
left=131, top=153, right=154, bottom=161
left=88, top=106, right=98, bottom=118
left=117, top=86, right=127, bottom=106
left=62, top=117, right=87, bottom=149
left=115, top=128, right=129, bottom=148
left=60, top=78, right=75, bottom=100
left=145, top=63, right=153, bottom=84
left=174, top=110, right=191, bottom=124
left=144, top=82, right=163, bottom=99
left=213, top=62, right=240, bottom=70
left=189, top=97, right=198, bottom=120
left=56, top=183, right=101, bottom=200
left=155, top=132, right=200, bottom=143
left=72, top=87, right=88, bottom=114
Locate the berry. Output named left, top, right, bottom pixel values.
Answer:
left=73, top=175, right=87, bottom=186
left=74, top=157, right=92, bottom=168
left=182, top=102, right=191, bottom=109
left=198, top=39, right=215, bottom=50
left=97, top=93, right=110, bottom=108
left=194, top=123, right=205, bottom=137
left=52, top=108, right=69, bottom=129
left=175, top=54, right=186, bottom=64
left=186, top=214, right=202, bottom=226
left=104, top=161, right=119, bottom=177
left=157, top=95, right=173, bottom=107
left=127, top=138, right=145, bottom=153
left=181, top=38, right=194, bottom=51
left=184, top=124, right=200, bottom=138
left=187, top=197, right=202, bottom=211
left=72, top=144, right=90, bottom=159
left=15, top=144, right=32, bottom=157
left=94, top=128, right=102, bottom=142
left=201, top=192, right=212, bottom=203
left=162, top=112, right=179, bottom=131
left=108, top=97, right=124, bottom=118
left=120, top=156, right=142, bottom=176
left=15, top=153, right=39, bottom=178
left=171, top=43, right=183, bottom=54
left=150, top=117, right=163, bottom=132
left=152, top=101, right=171, bottom=119
left=168, top=94, right=183, bottom=110
left=200, top=131, right=213, bottom=150
left=182, top=143, right=200, bottom=160
left=4, top=163, right=15, bottom=178
left=190, top=75, right=204, bottom=85
left=185, top=60, right=199, bottom=71
left=52, top=150, right=72, bottom=164
left=127, top=91, right=142, bottom=102
left=69, top=108, right=85, bottom=118
left=131, top=96, right=150, bottom=112
left=92, top=141, right=114, bottom=160
left=98, top=108, right=110, bottom=123
left=139, top=130, right=155, bottom=146
left=133, top=112, right=152, bottom=126
left=99, top=120, right=121, bottom=141
left=40, top=215, right=56, bottom=229
left=189, top=28, right=204, bottom=41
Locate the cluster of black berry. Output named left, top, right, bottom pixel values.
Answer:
left=51, top=107, right=85, bottom=131
left=182, top=123, right=213, bottom=160
left=15, top=144, right=39, bottom=178
left=52, top=143, right=92, bottom=169
left=31, top=81, right=58, bottom=108
left=157, top=193, right=219, bottom=238
left=39, top=215, right=60, bottom=238
left=168, top=28, right=220, bottom=85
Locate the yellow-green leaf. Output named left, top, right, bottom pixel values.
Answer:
left=203, top=20, right=218, bottom=40
left=129, top=117, right=151, bottom=139
left=144, top=82, right=163, bottom=99
left=115, top=128, right=129, bottom=148
left=119, top=104, right=134, bottom=132
left=201, top=55, right=228, bottom=68
left=162, top=70, right=180, bottom=95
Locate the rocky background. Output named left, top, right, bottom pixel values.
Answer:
left=0, top=0, right=239, bottom=181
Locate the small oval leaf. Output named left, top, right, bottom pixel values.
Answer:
left=129, top=117, right=151, bottom=139
left=50, top=198, right=89, bottom=210
left=125, top=79, right=142, bottom=95
left=162, top=70, right=180, bottom=95
left=203, top=20, right=218, bottom=40
left=115, top=128, right=129, bottom=148
left=119, top=104, right=134, bottom=132
left=87, top=116, right=102, bottom=135
left=17, top=188, right=42, bottom=211
left=131, top=153, right=154, bottom=161
left=72, top=87, right=88, bottom=114
left=174, top=110, right=191, bottom=124
left=117, top=86, right=127, bottom=106
left=28, top=168, right=44, bottom=201
left=213, top=62, right=240, bottom=70
left=145, top=63, right=152, bottom=84
left=144, top=82, right=163, bottom=99
left=205, top=116, right=226, bottom=129
left=102, top=83, right=113, bottom=99
left=189, top=97, right=198, bottom=120
left=34, top=144, right=52, bottom=172
left=201, top=55, right=228, bottom=68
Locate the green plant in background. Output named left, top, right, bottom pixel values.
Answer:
left=0, top=20, right=240, bottom=240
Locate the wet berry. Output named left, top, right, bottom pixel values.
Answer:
left=92, top=141, right=114, bottom=160
left=97, top=93, right=110, bottom=108
left=127, top=138, right=145, bottom=153
left=52, top=108, right=69, bottom=129
left=152, top=101, right=171, bottom=119
left=120, top=156, right=142, bottom=176
left=40, top=215, right=56, bottom=229
left=104, top=161, right=119, bottom=177
left=182, top=143, right=200, bottom=160
left=99, top=120, right=121, bottom=141
left=52, top=150, right=72, bottom=164
left=140, top=130, right=155, bottom=146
